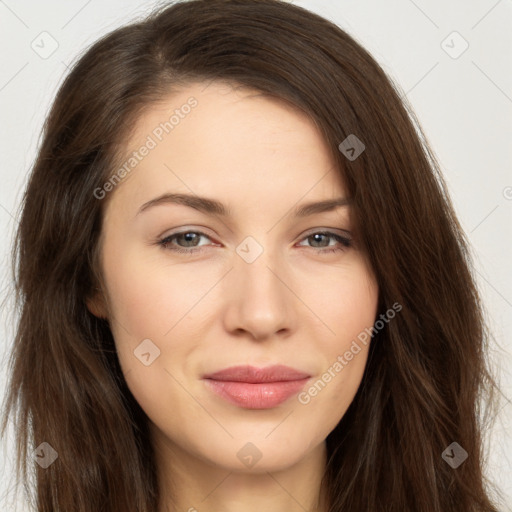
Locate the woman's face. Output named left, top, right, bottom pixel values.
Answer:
left=89, top=81, right=379, bottom=473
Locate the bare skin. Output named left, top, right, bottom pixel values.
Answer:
left=88, top=81, right=379, bottom=512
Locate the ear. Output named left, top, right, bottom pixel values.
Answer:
left=86, top=290, right=108, bottom=319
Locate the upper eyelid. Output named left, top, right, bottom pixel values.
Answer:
left=160, top=227, right=352, bottom=244
left=299, top=227, right=351, bottom=238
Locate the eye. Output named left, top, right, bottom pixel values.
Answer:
left=156, top=229, right=352, bottom=255
left=158, top=230, right=212, bottom=254
left=296, top=231, right=352, bottom=254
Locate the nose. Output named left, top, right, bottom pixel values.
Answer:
left=222, top=242, right=296, bottom=341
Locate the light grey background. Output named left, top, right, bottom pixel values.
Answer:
left=1, top=0, right=511, bottom=510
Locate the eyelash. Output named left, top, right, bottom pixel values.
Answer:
left=156, top=230, right=352, bottom=255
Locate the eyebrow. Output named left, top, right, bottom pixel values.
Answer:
left=137, top=193, right=351, bottom=218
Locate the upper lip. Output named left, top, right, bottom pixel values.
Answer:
left=203, top=365, right=311, bottom=383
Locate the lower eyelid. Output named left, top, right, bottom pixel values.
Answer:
left=158, top=230, right=351, bottom=251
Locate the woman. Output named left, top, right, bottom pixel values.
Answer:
left=1, top=0, right=503, bottom=510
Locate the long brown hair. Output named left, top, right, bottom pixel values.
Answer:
left=1, top=0, right=504, bottom=510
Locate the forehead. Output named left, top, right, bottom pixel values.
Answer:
left=104, top=80, right=346, bottom=219
left=127, top=80, right=331, bottom=157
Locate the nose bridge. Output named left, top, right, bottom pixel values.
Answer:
left=224, top=234, right=292, bottom=338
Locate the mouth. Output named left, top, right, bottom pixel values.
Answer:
left=202, top=365, right=311, bottom=409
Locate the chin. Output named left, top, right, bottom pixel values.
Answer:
left=193, top=435, right=319, bottom=474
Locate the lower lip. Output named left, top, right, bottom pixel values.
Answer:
left=204, top=378, right=310, bottom=409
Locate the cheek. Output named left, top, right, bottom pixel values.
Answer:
left=103, top=246, right=209, bottom=344
left=101, top=246, right=224, bottom=412
left=102, top=255, right=203, bottom=427
left=103, top=237, right=378, bottom=422
left=305, top=256, right=378, bottom=347
left=297, top=260, right=378, bottom=418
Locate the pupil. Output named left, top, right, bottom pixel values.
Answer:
left=183, top=233, right=198, bottom=246
left=312, top=234, right=327, bottom=247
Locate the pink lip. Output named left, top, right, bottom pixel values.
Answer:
left=202, top=365, right=311, bottom=409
